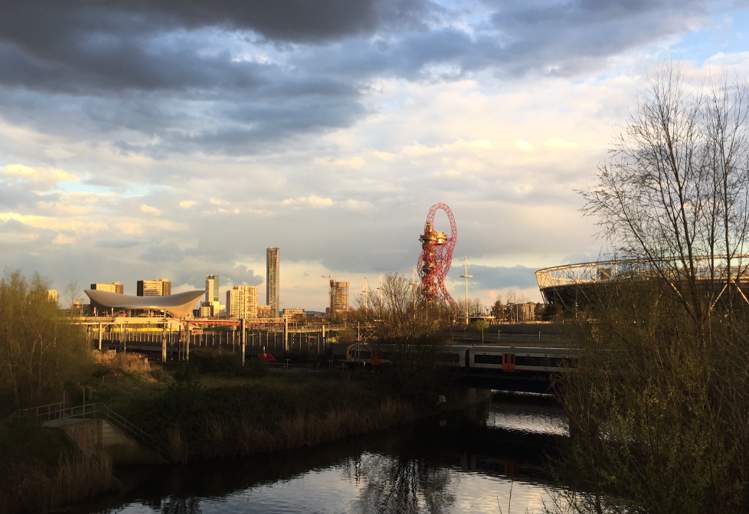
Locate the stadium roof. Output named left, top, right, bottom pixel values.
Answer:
left=84, top=289, right=205, bottom=318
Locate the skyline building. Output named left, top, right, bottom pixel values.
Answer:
left=206, top=274, right=219, bottom=303
left=200, top=300, right=225, bottom=318
left=329, top=280, right=349, bottom=319
left=137, top=278, right=171, bottom=297
left=267, top=247, right=280, bottom=316
left=226, top=285, right=258, bottom=320
left=91, top=282, right=124, bottom=294
left=256, top=305, right=272, bottom=318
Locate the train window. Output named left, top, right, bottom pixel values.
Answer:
left=515, top=356, right=568, bottom=368
left=474, top=354, right=503, bottom=365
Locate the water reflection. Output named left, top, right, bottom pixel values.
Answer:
left=160, top=496, right=202, bottom=514
left=485, top=394, right=569, bottom=436
left=349, top=454, right=455, bottom=514
left=79, top=393, right=567, bottom=514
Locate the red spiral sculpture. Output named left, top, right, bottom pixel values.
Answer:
left=417, top=203, right=457, bottom=304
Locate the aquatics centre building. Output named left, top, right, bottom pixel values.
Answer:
left=84, top=289, right=206, bottom=318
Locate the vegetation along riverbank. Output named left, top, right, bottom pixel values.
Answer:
left=0, top=271, right=476, bottom=513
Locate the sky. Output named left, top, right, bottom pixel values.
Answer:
left=2, top=0, right=749, bottom=311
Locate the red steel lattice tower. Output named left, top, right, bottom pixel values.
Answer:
left=417, top=203, right=457, bottom=304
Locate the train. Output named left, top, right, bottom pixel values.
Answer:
left=346, top=343, right=577, bottom=374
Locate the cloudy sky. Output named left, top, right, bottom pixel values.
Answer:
left=1, top=0, right=749, bottom=311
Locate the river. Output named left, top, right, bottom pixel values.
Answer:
left=75, top=393, right=569, bottom=514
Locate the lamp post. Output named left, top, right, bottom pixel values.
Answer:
left=460, top=258, right=472, bottom=325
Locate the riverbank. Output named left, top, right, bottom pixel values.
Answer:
left=1, top=352, right=484, bottom=513
left=0, top=417, right=116, bottom=513
left=73, top=392, right=565, bottom=514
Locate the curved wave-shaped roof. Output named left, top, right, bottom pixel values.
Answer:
left=84, top=289, right=205, bottom=318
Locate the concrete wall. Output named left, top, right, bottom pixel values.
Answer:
left=60, top=419, right=165, bottom=465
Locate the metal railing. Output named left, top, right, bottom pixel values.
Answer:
left=3, top=401, right=169, bottom=462
left=2, top=401, right=65, bottom=424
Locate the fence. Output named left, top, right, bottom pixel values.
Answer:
left=88, top=328, right=330, bottom=358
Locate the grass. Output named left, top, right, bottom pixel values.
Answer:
left=0, top=348, right=455, bottom=511
left=81, top=356, right=425, bottom=463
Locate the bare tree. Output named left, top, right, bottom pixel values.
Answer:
left=554, top=65, right=749, bottom=512
left=64, top=280, right=82, bottom=311
left=581, top=64, right=749, bottom=338
left=354, top=273, right=454, bottom=401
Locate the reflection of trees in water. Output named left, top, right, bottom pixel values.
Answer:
left=160, top=496, right=202, bottom=514
left=347, top=454, right=456, bottom=514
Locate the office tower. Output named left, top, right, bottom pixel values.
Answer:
left=266, top=247, right=280, bottom=316
left=137, top=278, right=171, bottom=296
left=91, top=282, right=124, bottom=294
left=226, top=285, right=258, bottom=320
left=329, top=280, right=349, bottom=319
left=206, top=275, right=219, bottom=303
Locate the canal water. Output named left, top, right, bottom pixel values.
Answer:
left=78, top=394, right=569, bottom=514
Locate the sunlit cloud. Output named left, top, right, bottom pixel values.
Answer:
left=140, top=204, right=161, bottom=215
left=53, top=234, right=75, bottom=245
left=282, top=195, right=334, bottom=209
left=2, top=164, right=78, bottom=183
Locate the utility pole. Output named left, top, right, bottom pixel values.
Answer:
left=241, top=318, right=246, bottom=366
left=460, top=258, right=472, bottom=325
left=284, top=315, right=288, bottom=352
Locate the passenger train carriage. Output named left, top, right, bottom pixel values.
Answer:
left=467, top=346, right=575, bottom=373
left=346, top=343, right=576, bottom=373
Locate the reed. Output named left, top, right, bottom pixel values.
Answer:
left=166, top=426, right=189, bottom=463
left=0, top=453, right=115, bottom=513
left=191, top=397, right=416, bottom=459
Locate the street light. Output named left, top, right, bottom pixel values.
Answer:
left=460, top=258, right=472, bottom=325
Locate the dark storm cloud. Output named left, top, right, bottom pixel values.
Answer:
left=486, top=0, right=709, bottom=75
left=0, top=0, right=430, bottom=94
left=0, top=0, right=721, bottom=159
left=307, top=0, right=711, bottom=81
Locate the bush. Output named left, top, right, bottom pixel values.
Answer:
left=190, top=348, right=242, bottom=374
left=554, top=282, right=749, bottom=512
left=0, top=270, right=94, bottom=411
